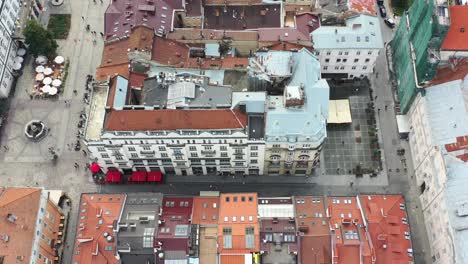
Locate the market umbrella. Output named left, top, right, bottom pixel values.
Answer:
left=41, top=85, right=52, bottom=93
left=14, top=56, right=23, bottom=64
left=43, top=68, right=53, bottom=76
left=52, top=79, right=62, bottom=87
left=35, top=73, right=45, bottom=81
left=48, top=87, right=58, bottom=95
left=16, top=48, right=26, bottom=56
left=35, top=55, right=48, bottom=65
left=35, top=65, right=45, bottom=73
left=43, top=77, right=52, bottom=85
left=90, top=163, right=101, bottom=174
left=12, top=63, right=21, bottom=71
left=54, top=56, right=65, bottom=64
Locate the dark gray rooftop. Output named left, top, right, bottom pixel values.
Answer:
left=142, top=77, right=232, bottom=109
left=116, top=193, right=163, bottom=263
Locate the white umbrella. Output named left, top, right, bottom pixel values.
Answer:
left=35, top=73, right=45, bottom=81
left=54, top=56, right=65, bottom=64
left=43, top=77, right=52, bottom=85
left=16, top=48, right=26, bottom=56
left=41, top=85, right=52, bottom=93
left=48, top=87, right=58, bottom=95
left=35, top=56, right=48, bottom=65
left=12, top=63, right=21, bottom=71
left=43, top=68, right=53, bottom=75
left=35, top=65, right=45, bottom=73
left=52, top=79, right=62, bottom=87
left=14, top=56, right=23, bottom=64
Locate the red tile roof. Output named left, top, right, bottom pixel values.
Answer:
left=128, top=71, right=148, bottom=88
left=96, top=63, right=130, bottom=82
left=152, top=37, right=190, bottom=67
left=348, top=0, right=376, bottom=15
left=168, top=29, right=259, bottom=41
left=445, top=135, right=468, bottom=162
left=300, top=236, right=331, bottom=264
left=359, top=195, right=414, bottom=264
left=0, top=188, right=42, bottom=264
left=104, top=0, right=182, bottom=40
left=441, top=6, right=468, bottom=51
left=104, top=109, right=247, bottom=131
left=192, top=197, right=220, bottom=225
left=295, top=13, right=321, bottom=36
left=429, top=58, right=468, bottom=85
left=203, top=5, right=281, bottom=30
left=186, top=0, right=202, bottom=16
left=72, top=194, right=125, bottom=264
left=258, top=28, right=310, bottom=42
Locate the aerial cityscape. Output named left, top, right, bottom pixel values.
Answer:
left=0, top=0, right=466, bottom=263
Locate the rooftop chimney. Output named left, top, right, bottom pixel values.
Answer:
left=7, top=214, right=17, bottom=223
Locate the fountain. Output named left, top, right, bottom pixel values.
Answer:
left=24, top=120, right=48, bottom=141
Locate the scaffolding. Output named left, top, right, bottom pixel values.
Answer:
left=390, top=0, right=448, bottom=114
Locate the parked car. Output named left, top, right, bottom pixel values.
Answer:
left=379, top=5, right=387, bottom=17
left=384, top=18, right=396, bottom=28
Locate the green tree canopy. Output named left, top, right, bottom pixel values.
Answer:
left=24, top=20, right=58, bottom=58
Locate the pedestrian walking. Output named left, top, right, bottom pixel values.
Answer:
left=81, top=16, right=84, bottom=21
left=341, top=141, right=345, bottom=145
left=100, top=32, right=104, bottom=37
left=73, top=89, right=77, bottom=95
left=86, top=24, right=90, bottom=31
left=374, top=95, right=377, bottom=100
left=385, top=105, right=388, bottom=111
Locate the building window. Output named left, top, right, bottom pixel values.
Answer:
left=354, top=59, right=359, bottom=63
left=336, top=59, right=341, bottom=63
left=352, top=66, right=356, bottom=70
left=323, top=66, right=328, bottom=70
left=159, top=146, right=166, bottom=151
left=344, top=51, right=349, bottom=55
left=272, top=144, right=280, bottom=148
left=357, top=36, right=361, bottom=42
left=128, top=147, right=136, bottom=151
left=116, top=156, right=124, bottom=160
left=143, top=146, right=151, bottom=150
left=220, top=146, right=227, bottom=151
left=251, top=152, right=258, bottom=157
left=101, top=153, right=109, bottom=158
left=221, top=152, right=228, bottom=157
left=143, top=228, right=155, bottom=248
left=338, top=51, right=343, bottom=55
left=363, top=66, right=367, bottom=70
left=105, top=160, right=113, bottom=165
left=175, top=155, right=183, bottom=160
left=356, top=51, right=361, bottom=55
left=97, top=147, right=106, bottom=152
left=131, top=153, right=138, bottom=158
left=325, top=58, right=330, bottom=63
left=343, top=59, right=347, bottom=63
left=226, top=196, right=230, bottom=202
left=251, top=146, right=258, bottom=150
left=326, top=51, right=331, bottom=55
left=334, top=66, right=339, bottom=70
left=235, top=162, right=243, bottom=166
left=365, top=36, right=369, bottom=42
left=365, top=58, right=370, bottom=63
left=340, top=66, right=345, bottom=70
left=204, top=146, right=212, bottom=150
left=223, top=227, right=232, bottom=249
left=189, top=146, right=196, bottom=151
left=251, top=159, right=258, bottom=164
left=368, top=51, right=372, bottom=55
left=190, top=153, right=198, bottom=157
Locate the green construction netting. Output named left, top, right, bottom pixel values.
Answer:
left=390, top=0, right=448, bottom=114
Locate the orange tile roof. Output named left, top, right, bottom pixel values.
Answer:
left=348, top=0, right=376, bottom=15
left=192, top=197, right=220, bottom=225
left=359, top=195, right=414, bottom=264
left=328, top=197, right=373, bottom=264
left=104, top=109, right=247, bottom=131
left=300, top=236, right=331, bottom=264
left=429, top=58, right=468, bottom=85
left=128, top=71, right=148, bottom=88
left=218, top=193, right=259, bottom=254
left=0, top=188, right=42, bottom=263
left=220, top=254, right=246, bottom=264
left=96, top=63, right=130, bottom=82
left=441, top=6, right=468, bottom=51
left=72, top=194, right=125, bottom=264
left=101, top=39, right=131, bottom=67
left=152, top=37, right=190, bottom=67
left=294, top=196, right=330, bottom=236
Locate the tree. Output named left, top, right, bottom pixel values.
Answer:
left=24, top=20, right=58, bottom=57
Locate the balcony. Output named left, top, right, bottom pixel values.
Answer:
left=201, top=150, right=216, bottom=155
left=288, top=145, right=295, bottom=151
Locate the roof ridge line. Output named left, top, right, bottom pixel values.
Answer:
left=0, top=188, right=41, bottom=208
left=231, top=109, right=245, bottom=129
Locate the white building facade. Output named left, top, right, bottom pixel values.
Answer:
left=86, top=128, right=265, bottom=176
left=0, top=0, right=21, bottom=98
left=407, top=78, right=468, bottom=264
left=311, top=14, right=383, bottom=79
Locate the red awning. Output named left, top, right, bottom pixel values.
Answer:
left=90, top=163, right=101, bottom=174
left=106, top=171, right=122, bottom=183
left=148, top=171, right=162, bottom=182
left=131, top=171, right=147, bottom=182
